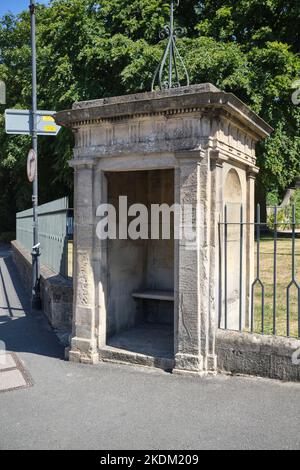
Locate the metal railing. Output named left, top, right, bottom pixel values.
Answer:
left=219, top=204, right=300, bottom=339
left=16, top=197, right=73, bottom=278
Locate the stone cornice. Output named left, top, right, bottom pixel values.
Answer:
left=175, top=150, right=205, bottom=161
left=55, top=84, right=273, bottom=142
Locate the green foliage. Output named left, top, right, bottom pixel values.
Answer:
left=196, top=0, right=300, bottom=52
left=267, top=189, right=300, bottom=229
left=0, top=231, right=15, bottom=244
left=267, top=207, right=288, bottom=231
left=266, top=191, right=280, bottom=206
left=0, top=0, right=299, bottom=232
left=291, top=189, right=300, bottom=224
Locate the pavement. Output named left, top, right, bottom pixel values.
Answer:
left=0, top=244, right=300, bottom=450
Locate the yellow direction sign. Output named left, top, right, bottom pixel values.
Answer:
left=5, top=109, right=61, bottom=136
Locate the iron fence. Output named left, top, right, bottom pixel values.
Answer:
left=219, top=204, right=300, bottom=339
left=16, top=197, right=73, bottom=278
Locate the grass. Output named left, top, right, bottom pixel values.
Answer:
left=253, top=236, right=300, bottom=338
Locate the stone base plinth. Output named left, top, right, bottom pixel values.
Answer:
left=67, top=337, right=99, bottom=364
left=173, top=352, right=218, bottom=377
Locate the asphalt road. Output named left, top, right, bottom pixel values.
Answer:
left=0, top=245, right=300, bottom=450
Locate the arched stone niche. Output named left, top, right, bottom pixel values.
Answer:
left=224, top=169, right=242, bottom=205
left=222, top=168, right=244, bottom=330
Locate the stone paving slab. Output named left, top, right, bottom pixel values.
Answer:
left=0, top=353, right=32, bottom=393
left=0, top=369, right=27, bottom=392
left=0, top=353, right=17, bottom=371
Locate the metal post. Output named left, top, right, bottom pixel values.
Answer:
left=273, top=206, right=277, bottom=335
left=239, top=205, right=244, bottom=331
left=30, top=0, right=41, bottom=309
left=168, top=0, right=174, bottom=88
left=151, top=0, right=189, bottom=91
left=218, top=215, right=222, bottom=329
left=224, top=205, right=228, bottom=330
left=286, top=205, right=300, bottom=338
left=251, top=204, right=265, bottom=333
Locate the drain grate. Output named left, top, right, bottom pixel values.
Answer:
left=0, top=352, right=32, bottom=393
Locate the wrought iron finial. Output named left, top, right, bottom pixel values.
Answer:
left=151, top=0, right=189, bottom=91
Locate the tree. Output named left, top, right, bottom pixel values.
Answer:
left=196, top=0, right=300, bottom=53
left=0, top=0, right=299, bottom=236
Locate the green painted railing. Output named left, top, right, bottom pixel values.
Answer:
left=16, top=197, right=72, bottom=277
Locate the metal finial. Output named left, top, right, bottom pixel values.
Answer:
left=152, top=0, right=190, bottom=91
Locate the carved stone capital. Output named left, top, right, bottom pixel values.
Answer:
left=210, top=150, right=229, bottom=168
left=175, top=150, right=205, bottom=162
left=247, top=165, right=260, bottom=180
left=69, top=158, right=95, bottom=169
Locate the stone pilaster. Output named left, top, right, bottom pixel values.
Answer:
left=173, top=151, right=208, bottom=375
left=93, top=166, right=108, bottom=349
left=68, top=162, right=99, bottom=364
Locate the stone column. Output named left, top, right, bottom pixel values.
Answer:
left=68, top=162, right=99, bottom=364
left=174, top=151, right=211, bottom=375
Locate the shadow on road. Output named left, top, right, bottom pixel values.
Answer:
left=0, top=245, right=64, bottom=360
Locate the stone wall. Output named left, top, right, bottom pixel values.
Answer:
left=217, top=329, right=300, bottom=382
left=11, top=241, right=73, bottom=331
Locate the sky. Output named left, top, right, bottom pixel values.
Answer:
left=0, top=1, right=49, bottom=17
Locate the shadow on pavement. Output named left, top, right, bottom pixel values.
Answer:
left=0, top=245, right=64, bottom=360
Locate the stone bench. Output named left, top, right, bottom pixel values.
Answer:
left=132, top=290, right=174, bottom=302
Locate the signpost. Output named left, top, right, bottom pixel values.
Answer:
left=4, top=1, right=60, bottom=309
left=30, top=0, right=40, bottom=309
left=5, top=109, right=61, bottom=136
